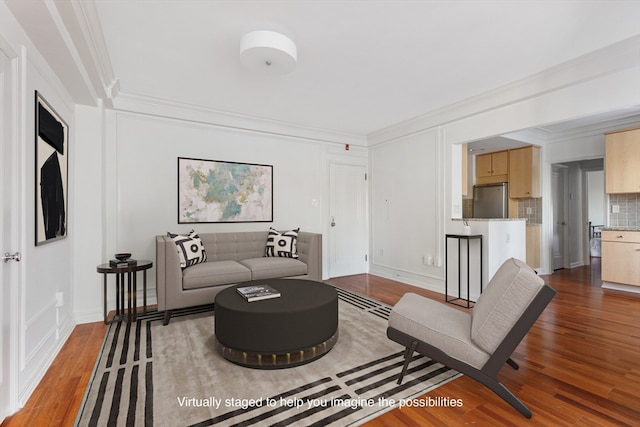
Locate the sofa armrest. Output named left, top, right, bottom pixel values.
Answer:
left=155, top=235, right=183, bottom=311
left=297, top=232, right=322, bottom=281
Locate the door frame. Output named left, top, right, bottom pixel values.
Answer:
left=0, top=39, right=21, bottom=420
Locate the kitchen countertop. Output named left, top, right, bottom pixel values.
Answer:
left=601, top=227, right=640, bottom=231
left=453, top=218, right=526, bottom=222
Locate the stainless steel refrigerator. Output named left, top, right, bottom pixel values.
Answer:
left=473, top=183, right=508, bottom=218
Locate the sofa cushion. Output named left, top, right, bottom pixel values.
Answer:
left=471, top=258, right=545, bottom=355
left=168, top=230, right=207, bottom=268
left=239, top=257, right=308, bottom=280
left=265, top=228, right=299, bottom=258
left=182, top=261, right=251, bottom=290
left=201, top=232, right=267, bottom=261
left=389, top=293, right=491, bottom=369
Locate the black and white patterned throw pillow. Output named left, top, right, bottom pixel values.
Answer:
left=265, top=227, right=299, bottom=258
left=168, top=230, right=207, bottom=268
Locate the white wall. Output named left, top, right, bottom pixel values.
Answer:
left=73, top=103, right=106, bottom=323
left=22, top=63, right=76, bottom=401
left=72, top=111, right=337, bottom=320
left=369, top=129, right=444, bottom=291
left=1, top=2, right=76, bottom=406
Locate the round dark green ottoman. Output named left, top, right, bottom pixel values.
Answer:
left=214, top=278, right=338, bottom=369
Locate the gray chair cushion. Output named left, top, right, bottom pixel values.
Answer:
left=389, top=293, right=491, bottom=369
left=239, top=257, right=308, bottom=280
left=182, top=261, right=251, bottom=290
left=471, top=258, right=545, bottom=355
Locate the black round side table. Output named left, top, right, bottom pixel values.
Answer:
left=97, top=260, right=153, bottom=324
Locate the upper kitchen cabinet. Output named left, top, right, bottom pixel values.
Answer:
left=476, top=150, right=508, bottom=185
left=605, top=127, right=640, bottom=194
left=509, top=145, right=540, bottom=198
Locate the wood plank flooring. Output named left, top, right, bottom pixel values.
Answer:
left=3, top=259, right=639, bottom=426
left=328, top=260, right=640, bottom=426
left=1, top=321, right=107, bottom=427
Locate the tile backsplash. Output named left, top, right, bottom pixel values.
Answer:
left=609, top=193, right=640, bottom=228
left=517, top=198, right=542, bottom=224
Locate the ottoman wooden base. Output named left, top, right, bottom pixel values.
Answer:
left=215, top=330, right=338, bottom=369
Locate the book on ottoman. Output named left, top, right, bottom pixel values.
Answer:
left=236, top=285, right=281, bottom=302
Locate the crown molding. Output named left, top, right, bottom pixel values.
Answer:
left=367, top=35, right=640, bottom=146
left=40, top=0, right=103, bottom=106
left=112, top=91, right=367, bottom=146
left=68, top=0, right=117, bottom=103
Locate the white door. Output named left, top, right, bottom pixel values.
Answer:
left=552, top=166, right=568, bottom=270
left=329, top=163, right=368, bottom=277
left=0, top=47, right=18, bottom=421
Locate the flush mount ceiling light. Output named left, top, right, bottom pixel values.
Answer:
left=240, top=30, right=297, bottom=74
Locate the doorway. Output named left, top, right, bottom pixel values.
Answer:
left=328, top=163, right=368, bottom=277
left=552, top=159, right=605, bottom=272
left=586, top=169, right=605, bottom=261
left=551, top=165, right=569, bottom=270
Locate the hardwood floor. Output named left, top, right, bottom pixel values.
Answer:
left=3, top=260, right=639, bottom=426
left=1, top=321, right=107, bottom=427
left=329, top=260, right=640, bottom=426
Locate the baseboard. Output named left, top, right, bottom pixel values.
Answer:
left=602, top=281, right=640, bottom=294
left=74, top=293, right=159, bottom=325
left=74, top=308, right=104, bottom=324
left=105, top=289, right=157, bottom=310
left=368, top=266, right=444, bottom=295
left=18, top=318, right=74, bottom=407
left=77, top=290, right=159, bottom=325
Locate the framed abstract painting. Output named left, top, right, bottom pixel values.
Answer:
left=35, top=91, right=69, bottom=246
left=178, top=157, right=273, bottom=223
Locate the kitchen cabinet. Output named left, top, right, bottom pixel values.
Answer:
left=601, top=230, right=640, bottom=287
left=509, top=146, right=540, bottom=198
left=605, top=127, right=640, bottom=194
left=476, top=150, right=508, bottom=185
left=526, top=224, right=541, bottom=269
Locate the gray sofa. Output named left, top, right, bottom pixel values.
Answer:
left=156, top=230, right=322, bottom=324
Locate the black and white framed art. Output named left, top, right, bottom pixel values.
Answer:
left=35, top=91, right=68, bottom=246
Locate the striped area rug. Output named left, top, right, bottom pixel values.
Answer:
left=75, top=287, right=460, bottom=426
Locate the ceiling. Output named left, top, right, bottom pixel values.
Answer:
left=5, top=0, right=640, bottom=138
